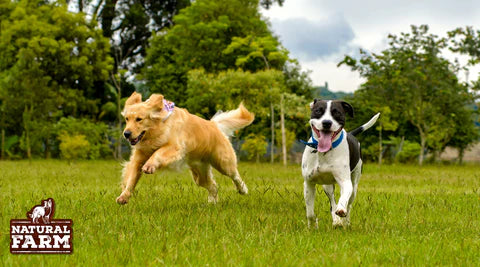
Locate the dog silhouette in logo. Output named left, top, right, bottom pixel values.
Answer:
left=28, top=198, right=54, bottom=224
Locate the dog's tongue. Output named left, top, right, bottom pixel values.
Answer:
left=317, top=131, right=333, bottom=152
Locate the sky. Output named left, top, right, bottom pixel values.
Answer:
left=261, top=0, right=480, bottom=93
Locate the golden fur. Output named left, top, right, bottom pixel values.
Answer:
left=116, top=92, right=255, bottom=204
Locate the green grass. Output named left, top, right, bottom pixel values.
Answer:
left=1, top=160, right=479, bottom=266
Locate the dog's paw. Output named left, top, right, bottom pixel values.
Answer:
left=116, top=195, right=129, bottom=205
left=238, top=183, right=248, bottom=195
left=332, top=215, right=349, bottom=228
left=207, top=195, right=218, bottom=204
left=142, top=162, right=156, bottom=174
left=332, top=221, right=349, bottom=228
left=307, top=217, right=318, bottom=229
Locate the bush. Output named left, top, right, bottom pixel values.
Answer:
left=396, top=141, right=421, bottom=163
left=362, top=143, right=380, bottom=163
left=241, top=134, right=267, bottom=162
left=55, top=117, right=113, bottom=159
left=58, top=134, right=90, bottom=160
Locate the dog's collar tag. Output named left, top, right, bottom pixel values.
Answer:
left=300, top=129, right=344, bottom=153
left=162, top=99, right=175, bottom=122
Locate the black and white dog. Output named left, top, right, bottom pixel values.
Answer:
left=301, top=99, right=379, bottom=227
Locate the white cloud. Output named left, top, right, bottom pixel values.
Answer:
left=271, top=16, right=355, bottom=61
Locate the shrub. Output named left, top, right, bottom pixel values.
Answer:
left=55, top=117, right=112, bottom=159
left=362, top=143, right=380, bottom=163
left=241, top=134, right=267, bottom=163
left=58, top=134, right=90, bottom=160
left=396, top=141, right=421, bottom=163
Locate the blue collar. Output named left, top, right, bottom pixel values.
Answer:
left=301, top=129, right=344, bottom=152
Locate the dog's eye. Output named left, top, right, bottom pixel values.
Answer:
left=136, top=118, right=142, bottom=122
left=125, top=118, right=129, bottom=122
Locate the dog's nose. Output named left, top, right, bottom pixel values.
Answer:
left=123, top=131, right=132, bottom=139
left=322, top=120, right=332, bottom=129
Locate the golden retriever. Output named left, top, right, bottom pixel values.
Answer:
left=116, top=92, right=254, bottom=204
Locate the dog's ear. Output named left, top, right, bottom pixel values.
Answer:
left=340, top=101, right=354, bottom=117
left=309, top=98, right=320, bottom=109
left=146, top=94, right=165, bottom=119
left=146, top=94, right=164, bottom=109
left=125, top=92, right=142, bottom=106
left=121, top=92, right=142, bottom=117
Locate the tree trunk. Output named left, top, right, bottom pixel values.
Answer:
left=90, top=0, right=103, bottom=22
left=419, top=133, right=426, bottom=165
left=25, top=128, right=31, bottom=160
left=394, top=136, right=405, bottom=162
left=100, top=0, right=118, bottom=39
left=413, top=122, right=427, bottom=165
left=378, top=125, right=382, bottom=165
left=270, top=103, right=275, bottom=163
left=78, top=0, right=83, bottom=13
left=44, top=137, right=50, bottom=159
left=280, top=94, right=287, bottom=166
left=458, top=148, right=465, bottom=165
left=23, top=106, right=32, bottom=160
left=111, top=73, right=123, bottom=160
left=256, top=152, right=260, bottom=163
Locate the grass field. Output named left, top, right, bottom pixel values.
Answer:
left=1, top=160, right=480, bottom=266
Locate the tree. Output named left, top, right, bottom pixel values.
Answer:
left=446, top=110, right=479, bottom=164
left=448, top=26, right=480, bottom=163
left=224, top=35, right=289, bottom=164
left=241, top=133, right=267, bottom=162
left=185, top=69, right=284, bottom=120
left=143, top=0, right=275, bottom=105
left=282, top=60, right=314, bottom=144
left=223, top=35, right=288, bottom=71
left=340, top=25, right=476, bottom=164
left=348, top=90, right=398, bottom=164
left=0, top=0, right=112, bottom=158
left=449, top=26, right=480, bottom=65
left=70, top=0, right=282, bottom=74
left=75, top=0, right=283, bottom=104
left=259, top=0, right=284, bottom=9
left=66, top=0, right=190, bottom=74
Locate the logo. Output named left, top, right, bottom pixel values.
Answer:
left=10, top=198, right=73, bottom=254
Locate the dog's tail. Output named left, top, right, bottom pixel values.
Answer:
left=350, top=113, right=380, bottom=136
left=211, top=103, right=255, bottom=137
